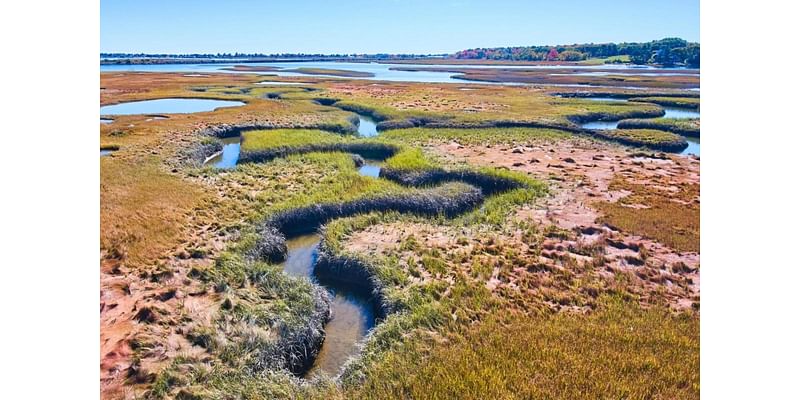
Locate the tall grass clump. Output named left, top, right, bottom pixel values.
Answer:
left=617, top=118, right=700, bottom=137
left=592, top=129, right=688, bottom=152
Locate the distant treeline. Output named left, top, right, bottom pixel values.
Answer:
left=453, top=38, right=700, bottom=67
left=102, top=38, right=699, bottom=67
left=100, top=52, right=447, bottom=65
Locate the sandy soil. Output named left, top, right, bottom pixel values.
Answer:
left=345, top=138, right=699, bottom=312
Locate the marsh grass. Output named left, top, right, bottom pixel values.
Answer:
left=236, top=129, right=400, bottom=165
left=312, top=83, right=667, bottom=131
left=241, top=129, right=349, bottom=151
left=592, top=129, right=688, bottom=152
left=349, top=296, right=699, bottom=400
left=101, top=158, right=206, bottom=265
left=382, top=147, right=437, bottom=170
left=595, top=176, right=700, bottom=253
left=617, top=118, right=700, bottom=137
left=630, top=96, right=700, bottom=109
left=380, top=127, right=572, bottom=146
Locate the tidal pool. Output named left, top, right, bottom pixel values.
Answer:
left=662, top=107, right=700, bottom=119
left=281, top=234, right=378, bottom=378
left=100, top=118, right=113, bottom=124
left=356, top=115, right=379, bottom=137
left=358, top=161, right=382, bottom=177
left=205, top=137, right=241, bottom=169
left=581, top=120, right=619, bottom=130
left=99, top=98, right=245, bottom=115
left=100, top=149, right=114, bottom=157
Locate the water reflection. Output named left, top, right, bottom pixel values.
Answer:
left=581, top=121, right=619, bottom=130
left=682, top=136, right=700, bottom=156
left=205, top=137, right=241, bottom=169
left=100, top=98, right=245, bottom=115
left=281, top=234, right=378, bottom=378
left=356, top=115, right=378, bottom=137
left=358, top=162, right=382, bottom=177
left=662, top=107, right=700, bottom=119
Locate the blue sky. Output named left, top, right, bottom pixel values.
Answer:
left=101, top=0, right=699, bottom=54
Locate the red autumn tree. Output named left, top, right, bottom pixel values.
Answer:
left=546, top=48, right=559, bottom=61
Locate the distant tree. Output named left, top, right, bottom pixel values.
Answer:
left=685, top=45, right=700, bottom=67
left=558, top=50, right=585, bottom=61
left=653, top=48, right=673, bottom=66
left=546, top=48, right=559, bottom=61
left=669, top=47, right=687, bottom=66
left=630, top=52, right=650, bottom=65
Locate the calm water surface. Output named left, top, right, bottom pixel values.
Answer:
left=101, top=61, right=697, bottom=85
left=281, top=234, right=377, bottom=378
left=662, top=107, right=700, bottom=119
left=682, top=137, right=700, bottom=156
left=358, top=161, right=382, bottom=177
left=308, top=288, right=376, bottom=377
left=100, top=98, right=245, bottom=115
left=356, top=115, right=378, bottom=137
left=205, top=137, right=241, bottom=169
left=581, top=121, right=620, bottom=130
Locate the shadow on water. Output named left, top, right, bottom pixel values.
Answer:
left=282, top=234, right=378, bottom=378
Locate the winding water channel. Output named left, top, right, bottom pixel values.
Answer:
left=198, top=123, right=384, bottom=375
left=578, top=98, right=700, bottom=156
left=281, top=233, right=378, bottom=377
